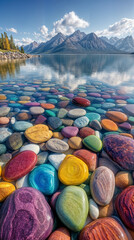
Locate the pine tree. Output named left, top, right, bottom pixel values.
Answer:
left=4, top=37, right=10, bottom=50
left=9, top=35, right=16, bottom=49
left=20, top=46, right=24, bottom=53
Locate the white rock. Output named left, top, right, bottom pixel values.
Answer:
left=11, top=117, right=16, bottom=124
left=16, top=174, right=30, bottom=189
left=89, top=198, right=99, bottom=220
left=20, top=144, right=40, bottom=154
left=48, top=153, right=66, bottom=169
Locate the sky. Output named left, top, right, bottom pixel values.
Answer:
left=0, top=0, right=134, bottom=46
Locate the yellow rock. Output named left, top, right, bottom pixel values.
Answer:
left=68, top=136, right=82, bottom=149
left=0, top=94, right=6, bottom=100
left=0, top=182, right=15, bottom=202
left=25, top=124, right=53, bottom=143
left=58, top=154, right=89, bottom=185
left=18, top=101, right=30, bottom=104
left=0, top=166, right=1, bottom=177
left=40, top=88, right=50, bottom=91
left=53, top=132, right=64, bottom=140
left=99, top=200, right=114, bottom=218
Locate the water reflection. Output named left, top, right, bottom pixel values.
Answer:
left=0, top=54, right=134, bottom=92
left=0, top=60, right=26, bottom=79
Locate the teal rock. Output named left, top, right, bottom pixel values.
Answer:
left=91, top=104, right=101, bottom=108
left=83, top=135, right=102, bottom=152
left=85, top=106, right=96, bottom=112
left=9, top=103, right=23, bottom=108
left=86, top=112, right=101, bottom=122
left=101, top=103, right=115, bottom=109
left=0, top=128, right=12, bottom=143
left=29, top=164, right=59, bottom=195
left=56, top=186, right=88, bottom=231
left=74, top=116, right=89, bottom=128
left=13, top=121, right=33, bottom=131
left=45, top=110, right=56, bottom=117
left=95, top=108, right=106, bottom=114
left=47, top=99, right=58, bottom=104
left=106, top=99, right=115, bottom=103
left=127, top=98, right=134, bottom=104
left=0, top=144, right=7, bottom=155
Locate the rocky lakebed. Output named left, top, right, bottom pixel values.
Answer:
left=0, top=81, right=134, bottom=239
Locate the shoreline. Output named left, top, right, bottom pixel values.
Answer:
left=0, top=51, right=39, bottom=61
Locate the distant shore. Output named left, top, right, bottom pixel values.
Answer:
left=0, top=51, right=39, bottom=61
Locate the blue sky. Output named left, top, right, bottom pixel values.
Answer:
left=0, top=0, right=134, bottom=46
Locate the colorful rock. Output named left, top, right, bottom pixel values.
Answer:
left=61, top=126, right=79, bottom=138
left=0, top=182, right=15, bottom=201
left=72, top=97, right=90, bottom=107
left=58, top=154, right=89, bottom=185
left=0, top=187, right=54, bottom=240
left=101, top=119, right=118, bottom=131
left=73, top=149, right=97, bottom=171
left=106, top=111, right=128, bottom=123
left=2, top=150, right=37, bottom=181
left=83, top=135, right=102, bottom=152
left=46, top=138, right=69, bottom=153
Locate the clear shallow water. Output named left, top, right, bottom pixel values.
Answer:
left=0, top=54, right=134, bottom=94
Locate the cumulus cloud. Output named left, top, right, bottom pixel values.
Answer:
left=96, top=18, right=134, bottom=38
left=40, top=25, right=48, bottom=36
left=6, top=27, right=17, bottom=33
left=52, top=11, right=89, bottom=36
left=15, top=37, right=33, bottom=46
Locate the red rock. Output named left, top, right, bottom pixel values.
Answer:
left=79, top=217, right=131, bottom=240
left=2, top=151, right=37, bottom=181
left=34, top=115, right=47, bottom=124
left=73, top=149, right=97, bottom=171
left=72, top=97, right=90, bottom=107
left=58, top=101, right=69, bottom=108
left=115, top=186, right=134, bottom=230
left=79, top=127, right=95, bottom=138
left=48, top=227, right=70, bottom=240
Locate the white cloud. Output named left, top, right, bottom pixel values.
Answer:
left=40, top=25, right=48, bottom=36
left=15, top=37, right=33, bottom=47
left=6, top=27, right=17, bottom=33
left=52, top=11, right=89, bottom=36
left=96, top=18, right=134, bottom=38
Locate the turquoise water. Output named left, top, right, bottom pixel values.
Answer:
left=0, top=54, right=134, bottom=93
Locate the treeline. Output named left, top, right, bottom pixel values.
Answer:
left=0, top=32, right=24, bottom=53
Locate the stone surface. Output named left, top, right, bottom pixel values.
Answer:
left=90, top=120, right=102, bottom=130
left=2, top=150, right=37, bottom=181
left=67, top=108, right=86, bottom=119
left=90, top=166, right=115, bottom=206
left=83, top=135, right=102, bottom=152
left=0, top=144, right=7, bottom=155
left=58, top=154, right=89, bottom=185
left=0, top=117, right=9, bottom=125
left=115, top=171, right=133, bottom=188
left=16, top=174, right=30, bottom=189
left=103, top=134, right=134, bottom=170
left=73, top=149, right=97, bottom=171
left=6, top=132, right=24, bottom=150
left=48, top=227, right=71, bottom=240
left=72, top=97, right=90, bottom=107
left=56, top=186, right=88, bottom=231
left=25, top=124, right=53, bottom=143
left=68, top=136, right=82, bottom=149
left=79, top=127, right=95, bottom=138
left=89, top=198, right=99, bottom=220
left=29, top=164, right=59, bottom=195
left=101, top=119, right=118, bottom=131
left=106, top=111, right=128, bottom=122
left=48, top=117, right=62, bottom=130
left=0, top=128, right=12, bottom=143
left=0, top=107, right=10, bottom=117
left=46, top=138, right=69, bottom=153
left=0, top=187, right=54, bottom=240
left=79, top=217, right=130, bottom=240
left=13, top=121, right=33, bottom=131
left=48, top=153, right=66, bottom=170
left=74, top=116, right=89, bottom=128
left=0, top=182, right=15, bottom=202
left=124, top=104, right=134, bottom=116
left=99, top=200, right=114, bottom=218
left=37, top=151, right=48, bottom=165
left=115, top=186, right=134, bottom=230
left=61, top=126, right=79, bottom=138
left=20, top=144, right=40, bottom=154
left=30, top=106, right=45, bottom=115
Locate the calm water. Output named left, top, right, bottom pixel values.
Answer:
left=0, top=54, right=134, bottom=94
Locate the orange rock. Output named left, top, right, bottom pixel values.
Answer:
left=120, top=133, right=133, bottom=138
left=41, top=103, right=55, bottom=109
left=99, top=201, right=114, bottom=218
left=101, top=119, right=118, bottom=131
left=48, top=227, right=71, bottom=240
left=0, top=95, right=6, bottom=100
left=78, top=93, right=87, bottom=97
left=106, top=111, right=127, bottom=123
left=116, top=100, right=127, bottom=104
left=53, top=132, right=64, bottom=140
left=115, top=171, right=133, bottom=188
left=68, top=136, right=82, bottom=149
left=0, top=117, right=9, bottom=125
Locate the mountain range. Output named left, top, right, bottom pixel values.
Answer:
left=23, top=30, right=134, bottom=54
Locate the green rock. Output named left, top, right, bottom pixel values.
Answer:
left=56, top=186, right=88, bottom=232
left=45, top=110, right=56, bottom=117
left=128, top=116, right=134, bottom=123
left=0, top=144, right=7, bottom=155
left=85, top=106, right=96, bottom=112
left=83, top=135, right=102, bottom=152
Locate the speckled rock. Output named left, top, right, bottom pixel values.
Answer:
left=48, top=117, right=62, bottom=130
left=103, top=134, right=134, bottom=170
left=46, top=138, right=69, bottom=153
left=6, top=132, right=24, bottom=150
left=67, top=108, right=86, bottom=119
left=0, top=187, right=54, bottom=240
left=90, top=166, right=115, bottom=206
left=0, top=107, right=10, bottom=117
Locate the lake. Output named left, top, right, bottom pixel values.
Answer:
left=0, top=54, right=134, bottom=94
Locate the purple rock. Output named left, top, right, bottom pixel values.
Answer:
left=61, top=126, right=79, bottom=138
left=24, top=102, right=40, bottom=107
left=0, top=187, right=54, bottom=240
left=66, top=93, right=74, bottom=99
left=88, top=93, right=101, bottom=97
left=124, top=104, right=134, bottom=116
left=35, top=115, right=47, bottom=125
left=118, top=122, right=131, bottom=130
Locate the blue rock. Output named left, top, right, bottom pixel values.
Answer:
left=74, top=116, right=89, bottom=128
left=13, top=121, right=33, bottom=131
left=101, top=103, right=115, bottom=109
left=0, top=144, right=7, bottom=155
left=29, top=164, right=59, bottom=195
left=48, top=117, right=62, bottom=129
